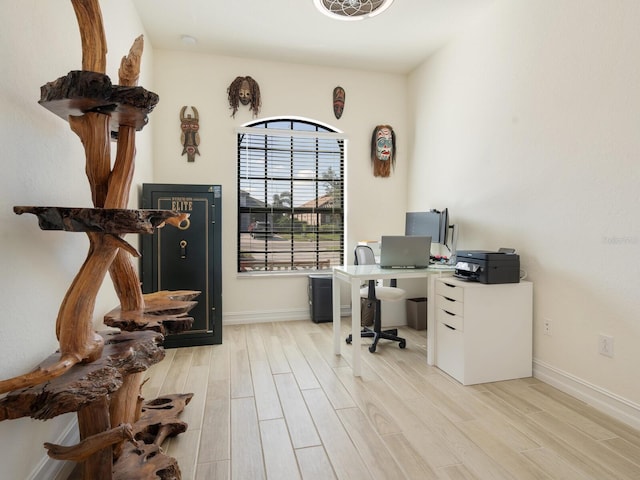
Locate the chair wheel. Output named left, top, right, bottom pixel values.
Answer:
left=369, top=344, right=377, bottom=353
left=345, top=335, right=352, bottom=344
left=399, top=340, right=406, bottom=349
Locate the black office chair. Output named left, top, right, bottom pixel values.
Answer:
left=346, top=245, right=407, bottom=352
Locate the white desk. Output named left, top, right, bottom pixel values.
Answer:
left=332, top=264, right=454, bottom=376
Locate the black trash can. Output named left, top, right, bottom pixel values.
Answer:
left=308, top=274, right=333, bottom=323
left=406, top=297, right=427, bottom=330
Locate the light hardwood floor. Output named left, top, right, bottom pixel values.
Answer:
left=141, top=320, right=640, bottom=480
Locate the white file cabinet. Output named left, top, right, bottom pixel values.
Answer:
left=435, top=277, right=533, bottom=385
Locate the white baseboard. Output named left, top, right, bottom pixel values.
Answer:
left=224, top=305, right=350, bottom=325
left=29, top=417, right=78, bottom=480
left=224, top=307, right=310, bottom=325
left=533, top=358, right=640, bottom=430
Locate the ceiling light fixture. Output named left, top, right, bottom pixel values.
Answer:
left=181, top=34, right=198, bottom=46
left=313, top=0, right=395, bottom=21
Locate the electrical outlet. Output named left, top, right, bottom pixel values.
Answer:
left=598, top=334, right=614, bottom=358
left=543, top=318, right=552, bottom=336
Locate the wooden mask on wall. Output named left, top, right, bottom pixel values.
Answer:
left=370, top=124, right=396, bottom=177
left=227, top=76, right=261, bottom=118
left=333, top=86, right=345, bottom=119
left=180, top=106, right=200, bottom=162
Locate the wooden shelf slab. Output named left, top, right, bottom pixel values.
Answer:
left=13, top=207, right=187, bottom=234
left=39, top=70, right=159, bottom=135
left=0, top=330, right=164, bottom=421
left=113, top=443, right=181, bottom=480
left=104, top=290, right=200, bottom=335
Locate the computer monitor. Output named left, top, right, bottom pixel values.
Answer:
left=439, top=208, right=449, bottom=248
left=405, top=209, right=457, bottom=261
left=405, top=210, right=443, bottom=243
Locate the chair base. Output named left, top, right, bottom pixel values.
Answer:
left=347, top=292, right=407, bottom=353
left=346, top=326, right=407, bottom=353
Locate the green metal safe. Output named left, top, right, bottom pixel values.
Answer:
left=141, top=184, right=222, bottom=347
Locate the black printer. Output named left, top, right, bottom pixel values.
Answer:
left=454, top=250, right=520, bottom=284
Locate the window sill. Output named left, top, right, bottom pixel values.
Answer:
left=236, top=269, right=332, bottom=279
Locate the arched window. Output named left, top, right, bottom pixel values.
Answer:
left=237, top=118, right=345, bottom=273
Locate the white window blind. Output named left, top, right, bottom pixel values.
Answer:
left=237, top=119, right=345, bottom=273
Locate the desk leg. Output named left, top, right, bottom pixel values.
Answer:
left=332, top=273, right=341, bottom=355
left=351, top=279, right=362, bottom=376
left=426, top=274, right=436, bottom=365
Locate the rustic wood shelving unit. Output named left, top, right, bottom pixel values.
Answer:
left=0, top=1, right=196, bottom=478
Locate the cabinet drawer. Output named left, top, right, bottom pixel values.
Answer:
left=436, top=321, right=464, bottom=382
left=436, top=294, right=463, bottom=317
left=436, top=279, right=464, bottom=302
left=436, top=306, right=463, bottom=332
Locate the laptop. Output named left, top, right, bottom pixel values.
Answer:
left=379, top=235, right=431, bottom=269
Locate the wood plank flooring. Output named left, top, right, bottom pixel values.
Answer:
left=140, top=320, right=640, bottom=480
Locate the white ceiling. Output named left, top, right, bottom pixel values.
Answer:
left=131, top=0, right=495, bottom=74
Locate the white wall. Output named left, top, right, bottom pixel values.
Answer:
left=408, top=0, right=640, bottom=418
left=3, top=2, right=638, bottom=477
left=0, top=1, right=153, bottom=478
left=151, top=50, right=409, bottom=321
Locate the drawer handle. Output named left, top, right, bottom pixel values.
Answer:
left=444, top=296, right=456, bottom=302
left=444, top=323, right=456, bottom=331
left=444, top=310, right=455, bottom=316
left=443, top=282, right=456, bottom=288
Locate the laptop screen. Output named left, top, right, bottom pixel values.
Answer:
left=379, top=235, right=431, bottom=268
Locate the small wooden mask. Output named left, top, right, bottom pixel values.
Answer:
left=180, top=106, right=200, bottom=162
left=333, top=86, right=345, bottom=119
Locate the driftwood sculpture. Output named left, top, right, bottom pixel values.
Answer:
left=0, top=1, right=198, bottom=478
